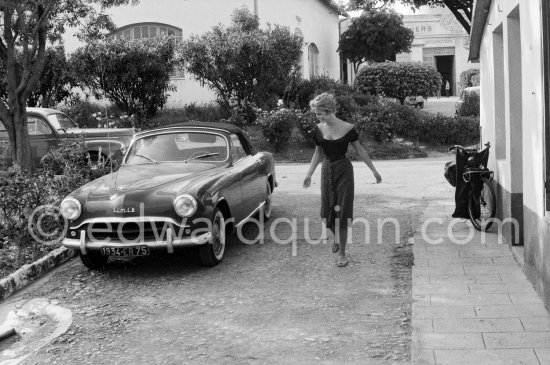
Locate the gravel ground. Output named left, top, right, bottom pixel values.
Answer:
left=0, top=157, right=450, bottom=364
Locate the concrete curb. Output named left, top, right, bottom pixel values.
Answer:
left=0, top=247, right=76, bottom=302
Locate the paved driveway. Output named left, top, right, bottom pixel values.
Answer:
left=0, top=157, right=452, bottom=365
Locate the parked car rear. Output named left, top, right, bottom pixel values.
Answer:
left=0, top=107, right=134, bottom=168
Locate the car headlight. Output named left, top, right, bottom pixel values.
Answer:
left=174, top=194, right=198, bottom=218
left=60, top=197, right=82, bottom=220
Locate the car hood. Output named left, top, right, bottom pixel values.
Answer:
left=74, top=162, right=226, bottom=199
left=65, top=127, right=134, bottom=138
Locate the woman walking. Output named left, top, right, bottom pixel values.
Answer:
left=303, top=93, right=382, bottom=267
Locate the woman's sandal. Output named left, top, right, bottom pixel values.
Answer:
left=337, top=256, right=349, bottom=267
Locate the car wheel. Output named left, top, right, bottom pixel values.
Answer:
left=418, top=102, right=424, bottom=109
left=79, top=251, right=108, bottom=270
left=198, top=208, right=226, bottom=266
left=262, top=181, right=272, bottom=221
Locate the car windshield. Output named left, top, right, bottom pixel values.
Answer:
left=125, top=132, right=228, bottom=165
left=47, top=113, right=77, bottom=130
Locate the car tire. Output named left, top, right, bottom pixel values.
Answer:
left=79, top=251, right=108, bottom=270
left=418, top=102, right=424, bottom=109
left=198, top=208, right=226, bottom=266
left=262, top=181, right=272, bottom=221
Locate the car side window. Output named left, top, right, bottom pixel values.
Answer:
left=28, top=117, right=52, bottom=136
left=230, top=134, right=246, bottom=162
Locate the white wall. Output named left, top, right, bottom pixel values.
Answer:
left=479, top=0, right=544, bottom=213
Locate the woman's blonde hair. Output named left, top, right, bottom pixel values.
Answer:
left=309, top=92, right=337, bottom=113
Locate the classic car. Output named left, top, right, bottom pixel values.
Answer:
left=404, top=95, right=425, bottom=109
left=0, top=107, right=134, bottom=168
left=60, top=122, right=276, bottom=269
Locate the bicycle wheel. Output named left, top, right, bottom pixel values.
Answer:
left=468, top=177, right=497, bottom=231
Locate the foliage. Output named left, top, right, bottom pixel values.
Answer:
left=458, top=68, right=480, bottom=93
left=354, top=101, right=479, bottom=145
left=355, top=61, right=441, bottom=104
left=256, top=108, right=299, bottom=152
left=178, top=7, right=303, bottom=122
left=345, top=0, right=473, bottom=34
left=0, top=0, right=135, bottom=171
left=0, top=46, right=78, bottom=108
left=283, top=75, right=380, bottom=120
left=0, top=136, right=117, bottom=269
left=70, top=36, right=176, bottom=127
left=456, top=89, right=480, bottom=117
left=296, top=111, right=319, bottom=147
left=338, top=9, right=414, bottom=73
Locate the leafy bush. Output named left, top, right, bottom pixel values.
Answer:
left=456, top=89, right=480, bottom=117
left=458, top=68, right=480, bottom=93
left=354, top=101, right=420, bottom=142
left=70, top=36, right=177, bottom=125
left=256, top=108, right=298, bottom=152
left=283, top=75, right=381, bottom=120
left=179, top=7, right=303, bottom=121
left=354, top=101, right=479, bottom=145
left=296, top=111, right=318, bottom=147
left=0, top=137, right=116, bottom=269
left=355, top=61, right=441, bottom=104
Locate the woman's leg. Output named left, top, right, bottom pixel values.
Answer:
left=335, top=222, right=349, bottom=266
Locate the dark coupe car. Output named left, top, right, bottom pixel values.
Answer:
left=60, top=122, right=276, bottom=269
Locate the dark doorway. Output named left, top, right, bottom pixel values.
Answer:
left=436, top=55, right=455, bottom=96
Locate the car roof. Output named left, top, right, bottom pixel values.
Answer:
left=464, top=86, right=480, bottom=92
left=26, top=107, right=66, bottom=117
left=135, top=122, right=244, bottom=137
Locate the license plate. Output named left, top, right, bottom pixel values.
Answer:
left=101, top=246, right=150, bottom=257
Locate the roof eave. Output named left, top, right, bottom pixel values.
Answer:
left=469, top=0, right=493, bottom=62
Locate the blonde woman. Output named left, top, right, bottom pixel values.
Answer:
left=303, top=93, right=382, bottom=267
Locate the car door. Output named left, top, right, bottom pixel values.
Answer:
left=229, top=134, right=263, bottom=220
left=28, top=115, right=57, bottom=167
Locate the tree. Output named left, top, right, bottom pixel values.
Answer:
left=0, top=0, right=135, bottom=171
left=178, top=7, right=303, bottom=120
left=346, top=0, right=473, bottom=34
left=355, top=61, right=441, bottom=104
left=338, top=9, right=414, bottom=74
left=70, top=36, right=176, bottom=125
left=26, top=46, right=78, bottom=108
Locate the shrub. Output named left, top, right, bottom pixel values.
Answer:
left=354, top=100, right=479, bottom=146
left=179, top=7, right=303, bottom=119
left=354, top=101, right=420, bottom=142
left=458, top=68, right=480, bottom=93
left=0, top=136, right=116, bottom=268
left=355, top=61, right=441, bottom=104
left=414, top=113, right=480, bottom=145
left=257, top=108, right=298, bottom=152
left=457, top=90, right=480, bottom=117
left=296, top=111, right=318, bottom=146
left=70, top=36, right=177, bottom=124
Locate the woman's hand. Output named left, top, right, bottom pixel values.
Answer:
left=303, top=176, right=312, bottom=188
left=373, top=171, right=382, bottom=184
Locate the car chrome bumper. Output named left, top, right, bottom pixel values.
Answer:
left=62, top=229, right=212, bottom=255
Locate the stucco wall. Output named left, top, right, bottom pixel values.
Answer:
left=478, top=0, right=550, bottom=306
left=65, top=0, right=341, bottom=106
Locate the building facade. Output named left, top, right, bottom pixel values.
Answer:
left=63, top=0, right=343, bottom=106
left=397, top=7, right=477, bottom=96
left=469, top=0, right=550, bottom=307
left=341, top=7, right=478, bottom=95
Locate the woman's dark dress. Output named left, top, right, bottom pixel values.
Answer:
left=313, top=125, right=359, bottom=233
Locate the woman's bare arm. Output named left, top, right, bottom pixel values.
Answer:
left=351, top=140, right=382, bottom=183
left=303, top=146, right=323, bottom=188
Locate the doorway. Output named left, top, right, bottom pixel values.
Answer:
left=436, top=55, right=455, bottom=96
